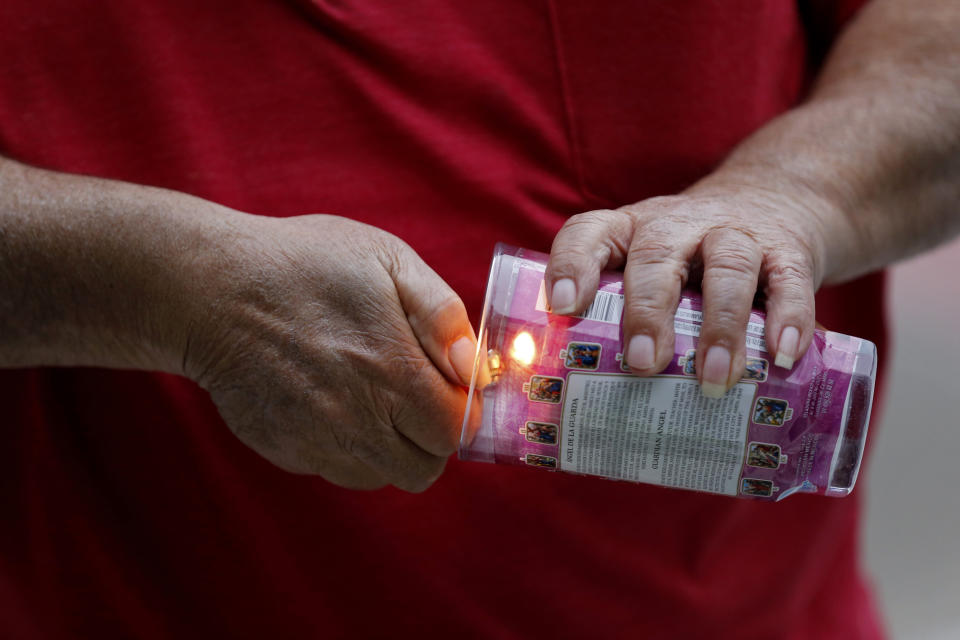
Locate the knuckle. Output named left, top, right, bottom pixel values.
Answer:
left=624, top=298, right=673, bottom=329
left=550, top=242, right=599, bottom=276
left=406, top=291, right=464, bottom=336
left=563, top=208, right=623, bottom=230
left=399, top=351, right=442, bottom=390
left=763, top=259, right=816, bottom=315
left=765, top=260, right=814, bottom=288
left=324, top=403, right=384, bottom=464
left=369, top=231, right=414, bottom=282
left=414, top=421, right=458, bottom=458
left=554, top=210, right=613, bottom=246
left=704, top=262, right=757, bottom=286
left=366, top=226, right=397, bottom=258
left=330, top=422, right=365, bottom=459
left=551, top=239, right=593, bottom=263
left=400, top=461, right=445, bottom=493
left=769, top=279, right=809, bottom=304
left=341, top=336, right=418, bottom=394
left=393, top=374, right=460, bottom=455
left=626, top=250, right=689, bottom=287
left=628, top=235, right=678, bottom=263
left=704, top=306, right=749, bottom=333
left=705, top=245, right=760, bottom=278
left=551, top=209, right=633, bottom=272
left=400, top=477, right=435, bottom=494
left=562, top=210, right=601, bottom=229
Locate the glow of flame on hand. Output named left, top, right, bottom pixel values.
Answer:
left=509, top=331, right=536, bottom=366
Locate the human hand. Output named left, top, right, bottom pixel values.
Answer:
left=179, top=214, right=476, bottom=492
left=545, top=180, right=835, bottom=398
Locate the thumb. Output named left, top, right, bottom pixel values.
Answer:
left=380, top=240, right=478, bottom=387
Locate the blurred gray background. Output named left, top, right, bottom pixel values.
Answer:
left=864, top=237, right=960, bottom=639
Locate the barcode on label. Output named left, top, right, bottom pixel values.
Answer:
left=535, top=282, right=624, bottom=325
left=675, top=307, right=765, bottom=338
left=576, top=290, right=625, bottom=324
left=673, top=320, right=769, bottom=352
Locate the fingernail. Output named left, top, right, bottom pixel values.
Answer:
left=626, top=334, right=655, bottom=370
left=775, top=326, right=799, bottom=370
left=550, top=278, right=576, bottom=315
left=449, top=336, right=477, bottom=386
left=701, top=345, right=730, bottom=399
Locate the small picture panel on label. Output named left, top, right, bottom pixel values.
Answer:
left=615, top=352, right=630, bottom=372
left=743, top=357, right=768, bottom=382
left=752, top=397, right=792, bottom=426
left=562, top=342, right=601, bottom=370
left=522, top=421, right=559, bottom=446
left=524, top=453, right=558, bottom=469
left=746, top=442, right=783, bottom=469
left=741, top=478, right=775, bottom=497
left=527, top=376, right=564, bottom=404
left=678, top=349, right=697, bottom=375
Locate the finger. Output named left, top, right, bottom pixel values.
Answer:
left=233, top=379, right=451, bottom=494
left=294, top=455, right=390, bottom=492
left=370, top=437, right=447, bottom=494
left=228, top=421, right=394, bottom=491
left=761, top=253, right=817, bottom=370
left=696, top=229, right=762, bottom=398
left=296, top=396, right=451, bottom=492
left=381, top=239, right=478, bottom=387
left=622, top=226, right=698, bottom=375
left=389, top=357, right=468, bottom=458
left=545, top=209, right=633, bottom=315
left=331, top=427, right=448, bottom=494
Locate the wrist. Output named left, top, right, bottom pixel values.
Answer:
left=114, top=201, right=241, bottom=376
left=99, top=195, right=252, bottom=377
left=0, top=158, right=238, bottom=374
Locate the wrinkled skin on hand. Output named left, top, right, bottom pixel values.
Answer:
left=181, top=214, right=473, bottom=492
left=546, top=183, right=832, bottom=397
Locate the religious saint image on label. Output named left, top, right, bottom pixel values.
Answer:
left=524, top=376, right=564, bottom=404
left=741, top=478, right=775, bottom=497
left=677, top=349, right=697, bottom=375
left=752, top=397, right=793, bottom=426
left=522, top=421, right=559, bottom=446
left=743, top=357, right=768, bottom=382
left=524, top=453, right=558, bottom=469
left=560, top=342, right=602, bottom=370
left=746, top=442, right=784, bottom=469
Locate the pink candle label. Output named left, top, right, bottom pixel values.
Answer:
left=460, top=246, right=876, bottom=501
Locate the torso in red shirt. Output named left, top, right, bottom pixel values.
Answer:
left=0, top=1, right=887, bottom=638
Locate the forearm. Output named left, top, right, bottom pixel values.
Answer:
left=699, top=0, right=960, bottom=284
left=0, top=157, right=231, bottom=372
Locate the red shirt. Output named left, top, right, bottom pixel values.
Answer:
left=0, top=1, right=887, bottom=637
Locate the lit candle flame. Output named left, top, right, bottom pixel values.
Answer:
left=510, top=331, right=536, bottom=366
